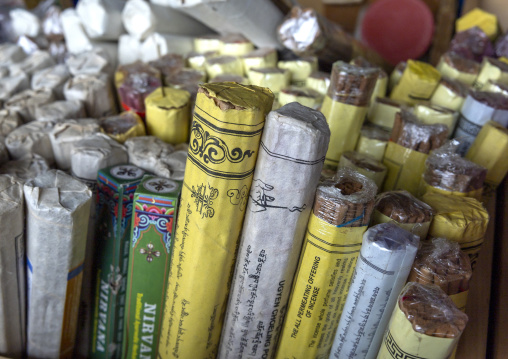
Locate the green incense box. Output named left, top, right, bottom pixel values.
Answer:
left=121, top=176, right=182, bottom=359
left=90, top=164, right=147, bottom=358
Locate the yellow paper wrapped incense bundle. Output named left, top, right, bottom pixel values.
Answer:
left=390, top=60, right=441, bottom=105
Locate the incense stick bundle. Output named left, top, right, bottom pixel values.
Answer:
left=377, top=283, right=468, bottom=359
left=31, top=64, right=71, bottom=100
left=8, top=50, right=55, bottom=79
left=277, top=57, right=318, bottom=87
left=390, top=60, right=441, bottom=105
left=66, top=49, right=113, bottom=77
left=413, top=104, right=459, bottom=138
left=430, top=77, right=469, bottom=112
left=35, top=100, right=86, bottom=123
left=338, top=151, right=387, bottom=190
left=76, top=0, right=124, bottom=41
left=306, top=71, right=330, bottom=96
left=5, top=121, right=55, bottom=164
left=278, top=86, right=323, bottom=109
left=0, top=154, right=50, bottom=182
left=0, top=110, right=21, bottom=137
left=436, top=52, right=480, bottom=86
left=205, top=55, right=244, bottom=78
left=100, top=111, right=146, bottom=144
left=474, top=57, right=508, bottom=90
left=388, top=61, right=406, bottom=91
left=218, top=102, right=330, bottom=359
left=140, top=33, right=194, bottom=62
left=0, top=73, right=29, bottom=104
left=355, top=124, right=390, bottom=161
left=241, top=47, right=278, bottom=73
left=247, top=68, right=291, bottom=97
left=330, top=223, right=419, bottom=359
left=220, top=33, right=254, bottom=56
left=149, top=54, right=185, bottom=81
left=5, top=88, right=54, bottom=123
left=276, top=168, right=376, bottom=359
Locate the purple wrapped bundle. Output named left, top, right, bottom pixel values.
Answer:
left=449, top=27, right=495, bottom=62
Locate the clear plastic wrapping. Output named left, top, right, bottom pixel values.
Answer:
left=100, top=111, right=146, bottom=144
left=326, top=61, right=378, bottom=106
left=391, top=110, right=448, bottom=154
left=277, top=6, right=388, bottom=71
left=338, top=150, right=387, bottom=190
left=449, top=26, right=495, bottom=62
left=330, top=222, right=419, bottom=359
left=408, top=238, right=472, bottom=297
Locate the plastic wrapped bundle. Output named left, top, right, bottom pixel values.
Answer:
left=194, top=34, right=222, bottom=53
left=377, top=282, right=468, bottom=359
left=278, top=86, right=323, bottom=109
left=320, top=61, right=378, bottom=168
left=5, top=121, right=55, bottom=164
left=306, top=71, right=330, bottom=95
left=66, top=49, right=113, bottom=76
left=413, top=104, right=458, bottom=138
left=383, top=111, right=448, bottom=194
left=157, top=83, right=274, bottom=359
left=34, top=100, right=86, bottom=122
left=140, top=32, right=194, bottom=62
left=247, top=68, right=291, bottom=96
left=241, top=47, right=277, bottom=73
left=436, top=52, right=480, bottom=86
left=5, top=88, right=54, bottom=123
left=218, top=103, right=330, bottom=359
left=145, top=87, right=190, bottom=145
left=422, top=192, right=489, bottom=269
left=149, top=53, right=185, bottom=80
left=0, top=110, right=22, bottom=137
left=355, top=124, right=390, bottom=161
left=371, top=190, right=434, bottom=239
left=454, top=91, right=508, bottom=155
left=466, top=121, right=508, bottom=198
left=8, top=50, right=55, bottom=78
left=390, top=60, right=441, bottom=105
left=31, top=64, right=71, bottom=99
left=277, top=56, right=318, bottom=87
left=474, top=57, right=508, bottom=90
left=448, top=27, right=494, bottom=62
left=0, top=175, right=25, bottom=359
left=121, top=0, right=211, bottom=41
left=339, top=151, right=387, bottom=190
left=48, top=119, right=100, bottom=170
left=367, top=97, right=403, bottom=131
left=408, top=238, right=472, bottom=311
left=330, top=223, right=419, bottom=359
left=430, top=77, right=469, bottom=112
left=278, top=7, right=388, bottom=71
left=100, top=111, right=146, bottom=143
left=9, top=8, right=41, bottom=38
left=421, top=141, right=486, bottom=200
left=153, top=0, right=283, bottom=49
left=351, top=56, right=388, bottom=107
left=276, top=168, right=376, bottom=358
left=205, top=55, right=243, bottom=78
left=0, top=44, right=26, bottom=65
left=0, top=73, right=30, bottom=103
left=76, top=0, right=125, bottom=40
left=24, top=170, right=92, bottom=358
left=116, top=62, right=162, bottom=116
left=64, top=73, right=117, bottom=118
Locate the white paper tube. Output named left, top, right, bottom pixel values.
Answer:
left=154, top=0, right=283, bottom=49
left=140, top=32, right=194, bottom=62
left=63, top=73, right=117, bottom=118
left=5, top=121, right=55, bottom=164
left=49, top=119, right=100, bottom=170
left=8, top=50, right=55, bottom=78
left=0, top=44, right=26, bottom=65
left=0, top=154, right=50, bottom=182
left=118, top=34, right=142, bottom=65
left=34, top=100, right=87, bottom=123
left=4, top=88, right=55, bottom=123
left=0, top=73, right=30, bottom=102
left=329, top=223, right=419, bottom=359
left=66, top=49, right=113, bottom=76
left=31, top=64, right=71, bottom=99
left=0, top=175, right=25, bottom=359
left=76, top=0, right=125, bottom=40
left=218, top=102, right=330, bottom=359
left=0, top=110, right=21, bottom=137
left=60, top=8, right=94, bottom=55
left=24, top=170, right=92, bottom=358
left=10, top=8, right=41, bottom=38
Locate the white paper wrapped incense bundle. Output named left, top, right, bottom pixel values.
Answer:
left=10, top=8, right=41, bottom=38
left=76, top=0, right=125, bottom=40
left=0, top=175, right=25, bottom=359
left=0, top=139, right=7, bottom=166
left=0, top=110, right=22, bottom=137
left=218, top=102, right=330, bottom=359
left=0, top=154, right=50, bottom=182
left=64, top=73, right=117, bottom=118
left=320, top=61, right=378, bottom=168
left=140, top=32, right=194, bottom=62
left=8, top=50, right=55, bottom=79
left=0, top=73, right=30, bottom=103
left=0, top=44, right=26, bottom=65
left=276, top=168, right=377, bottom=359
left=60, top=8, right=94, bottom=55
left=24, top=170, right=92, bottom=358
left=338, top=151, right=387, bottom=190
left=35, top=100, right=86, bottom=123
left=118, top=34, right=142, bottom=65
left=31, top=64, right=71, bottom=99
left=330, top=223, right=419, bottom=359
left=4, top=88, right=55, bottom=123
left=66, top=49, right=113, bottom=76
left=122, top=0, right=211, bottom=40
left=153, top=0, right=283, bottom=49
left=49, top=119, right=100, bottom=170
left=5, top=121, right=55, bottom=164
left=376, top=282, right=468, bottom=359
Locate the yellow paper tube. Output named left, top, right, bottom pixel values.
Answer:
left=186, top=51, right=218, bottom=71
left=100, top=111, right=146, bottom=144
left=193, top=35, right=222, bottom=53
left=205, top=55, right=243, bottom=78
left=144, top=87, right=191, bottom=145
left=390, top=60, right=441, bottom=105
left=219, top=34, right=254, bottom=56
left=306, top=71, right=330, bottom=96
left=483, top=80, right=508, bottom=96
left=456, top=8, right=498, bottom=40
left=388, top=61, right=406, bottom=92
left=278, top=86, right=323, bottom=109
left=413, top=104, right=458, bottom=138
left=157, top=83, right=273, bottom=359
left=429, top=77, right=468, bottom=112
left=367, top=97, right=403, bottom=130
left=247, top=68, right=291, bottom=96
left=474, top=57, right=508, bottom=90
left=241, top=47, right=277, bottom=73
left=436, top=52, right=480, bottom=86
left=355, top=124, right=390, bottom=161
left=278, top=57, right=318, bottom=87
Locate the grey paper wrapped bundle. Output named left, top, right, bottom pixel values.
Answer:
left=0, top=154, right=50, bottom=182
left=0, top=175, right=25, bottom=359
left=66, top=49, right=113, bottom=76
left=125, top=135, right=189, bottom=179
left=4, top=88, right=55, bottom=123
left=24, top=170, right=92, bottom=358
left=76, top=0, right=125, bottom=40
left=0, top=138, right=7, bottom=166
left=218, top=103, right=330, bottom=359
left=31, top=64, right=71, bottom=99
left=5, top=121, right=55, bottom=164
left=0, top=44, right=26, bottom=65
left=70, top=133, right=128, bottom=182
left=0, top=73, right=30, bottom=103
left=49, top=119, right=100, bottom=170
left=35, top=100, right=87, bottom=123
left=329, top=223, right=419, bottom=359
left=0, top=110, right=22, bottom=137
left=8, top=50, right=55, bottom=78
left=64, top=73, right=117, bottom=118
